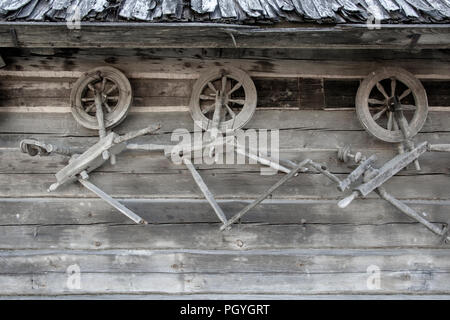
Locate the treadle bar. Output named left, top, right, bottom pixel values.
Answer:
left=376, top=186, right=449, bottom=240
left=220, top=159, right=311, bottom=231
left=78, top=177, right=147, bottom=224
left=183, top=157, right=228, bottom=224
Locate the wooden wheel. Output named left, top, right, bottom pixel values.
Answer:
left=70, top=66, right=132, bottom=130
left=189, top=67, right=257, bottom=132
left=355, top=67, right=428, bottom=143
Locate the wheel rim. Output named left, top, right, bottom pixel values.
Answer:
left=70, top=66, right=132, bottom=130
left=189, top=67, right=257, bottom=132
left=356, top=67, right=428, bottom=143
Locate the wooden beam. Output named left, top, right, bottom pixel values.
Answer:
left=0, top=223, right=445, bottom=250
left=0, top=23, right=449, bottom=49
left=2, top=54, right=450, bottom=80
left=1, top=198, right=449, bottom=226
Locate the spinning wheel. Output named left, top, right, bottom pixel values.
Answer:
left=355, top=67, right=428, bottom=143
left=189, top=67, right=257, bottom=132
left=70, top=66, right=132, bottom=130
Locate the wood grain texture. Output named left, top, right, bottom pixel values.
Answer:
left=0, top=24, right=449, bottom=49
left=0, top=198, right=449, bottom=225
left=1, top=0, right=450, bottom=23
left=2, top=52, right=450, bottom=79
left=0, top=223, right=446, bottom=250
left=1, top=47, right=449, bottom=298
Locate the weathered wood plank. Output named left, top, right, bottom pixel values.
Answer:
left=21, top=47, right=450, bottom=62
left=0, top=223, right=446, bottom=250
left=1, top=77, right=448, bottom=111
left=299, top=78, right=324, bottom=109
left=9, top=47, right=448, bottom=62
left=2, top=54, right=450, bottom=79
left=1, top=110, right=449, bottom=135
left=0, top=23, right=449, bottom=49
left=1, top=294, right=449, bottom=299
left=0, top=171, right=449, bottom=199
left=1, top=249, right=449, bottom=274
left=0, top=77, right=306, bottom=109
left=1, top=198, right=449, bottom=225
left=0, top=293, right=449, bottom=299
left=2, top=133, right=450, bottom=175
left=0, top=270, right=449, bottom=295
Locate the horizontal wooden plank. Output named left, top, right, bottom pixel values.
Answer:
left=0, top=223, right=445, bottom=250
left=0, top=23, right=449, bottom=49
left=0, top=270, right=449, bottom=295
left=0, top=77, right=301, bottom=109
left=0, top=171, right=449, bottom=199
left=1, top=110, right=449, bottom=135
left=1, top=198, right=449, bottom=225
left=1, top=249, right=449, bottom=296
left=2, top=249, right=449, bottom=274
left=2, top=130, right=450, bottom=175
left=2, top=54, right=450, bottom=80
left=39, top=48, right=450, bottom=62
left=2, top=294, right=450, bottom=300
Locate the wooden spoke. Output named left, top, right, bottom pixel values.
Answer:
left=105, top=83, right=117, bottom=95
left=103, top=101, right=112, bottom=113
left=221, top=76, right=227, bottom=93
left=390, top=78, right=397, bottom=97
left=227, top=82, right=242, bottom=96
left=87, top=83, right=96, bottom=92
left=393, top=117, right=400, bottom=131
left=200, top=94, right=215, bottom=100
left=101, top=77, right=107, bottom=92
left=81, top=97, right=95, bottom=102
left=398, top=104, right=416, bottom=111
left=84, top=103, right=95, bottom=113
left=207, top=82, right=217, bottom=93
left=368, top=98, right=385, bottom=105
left=202, top=103, right=215, bottom=114
left=107, top=96, right=119, bottom=101
left=376, top=82, right=389, bottom=100
left=229, top=99, right=245, bottom=105
left=225, top=104, right=236, bottom=118
left=387, top=111, right=393, bottom=131
left=372, top=107, right=388, bottom=121
left=399, top=88, right=412, bottom=100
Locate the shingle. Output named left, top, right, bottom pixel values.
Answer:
left=0, top=0, right=32, bottom=11
left=202, top=0, right=218, bottom=13
left=0, top=0, right=448, bottom=23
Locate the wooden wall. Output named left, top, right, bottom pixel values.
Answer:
left=0, top=48, right=449, bottom=298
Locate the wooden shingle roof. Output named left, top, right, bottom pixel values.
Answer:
left=1, top=0, right=450, bottom=24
